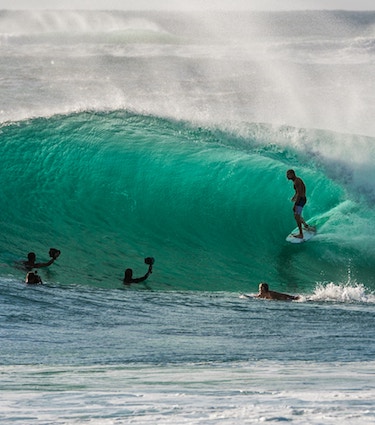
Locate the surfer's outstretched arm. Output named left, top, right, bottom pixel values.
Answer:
left=123, top=263, right=153, bottom=285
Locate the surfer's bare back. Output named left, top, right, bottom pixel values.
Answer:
left=256, top=282, right=299, bottom=301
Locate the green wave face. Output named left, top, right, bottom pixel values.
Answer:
left=1, top=111, right=374, bottom=292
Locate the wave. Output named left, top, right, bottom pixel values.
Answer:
left=1, top=110, right=374, bottom=293
left=0, top=10, right=171, bottom=36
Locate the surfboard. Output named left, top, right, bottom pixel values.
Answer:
left=286, top=226, right=316, bottom=244
left=240, top=293, right=256, bottom=299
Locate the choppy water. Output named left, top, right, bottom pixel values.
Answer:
left=1, top=9, right=375, bottom=425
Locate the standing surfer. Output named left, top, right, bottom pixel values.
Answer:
left=286, top=169, right=313, bottom=239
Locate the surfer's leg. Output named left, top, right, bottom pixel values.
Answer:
left=294, top=206, right=304, bottom=238
left=301, top=216, right=316, bottom=232
left=295, top=224, right=304, bottom=238
left=293, top=217, right=304, bottom=238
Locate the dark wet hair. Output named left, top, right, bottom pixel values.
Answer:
left=260, top=282, right=269, bottom=291
left=27, top=252, right=36, bottom=262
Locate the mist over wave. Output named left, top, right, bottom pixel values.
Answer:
left=1, top=10, right=375, bottom=135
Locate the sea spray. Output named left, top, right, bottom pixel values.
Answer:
left=309, top=282, right=374, bottom=303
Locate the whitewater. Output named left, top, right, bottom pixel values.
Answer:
left=0, top=9, right=375, bottom=425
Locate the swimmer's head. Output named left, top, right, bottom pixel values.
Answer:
left=27, top=252, right=36, bottom=262
left=259, top=282, right=269, bottom=292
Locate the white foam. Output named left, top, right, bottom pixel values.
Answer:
left=1, top=362, right=374, bottom=424
left=309, top=281, right=375, bottom=303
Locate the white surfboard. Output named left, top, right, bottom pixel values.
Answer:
left=240, top=293, right=256, bottom=299
left=286, top=226, right=316, bottom=244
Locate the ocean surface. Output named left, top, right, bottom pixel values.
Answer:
left=0, top=9, right=375, bottom=424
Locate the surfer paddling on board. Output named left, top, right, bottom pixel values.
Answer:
left=256, top=282, right=300, bottom=301
left=286, top=169, right=314, bottom=239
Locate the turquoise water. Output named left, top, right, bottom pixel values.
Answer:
left=1, top=111, right=375, bottom=292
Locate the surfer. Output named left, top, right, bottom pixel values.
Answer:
left=25, top=270, right=42, bottom=285
left=256, top=282, right=299, bottom=301
left=286, top=169, right=313, bottom=239
left=23, top=248, right=61, bottom=270
left=123, top=257, right=154, bottom=285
